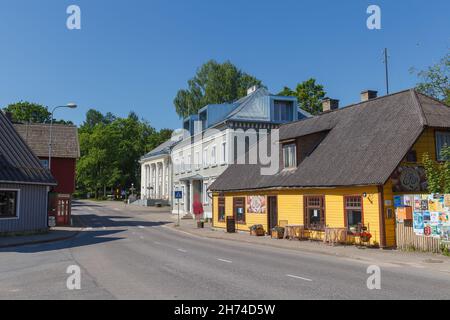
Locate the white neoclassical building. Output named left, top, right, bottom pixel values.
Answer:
left=139, top=137, right=180, bottom=206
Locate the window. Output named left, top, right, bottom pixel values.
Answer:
left=283, top=143, right=297, bottom=168
left=40, top=159, right=49, bottom=169
left=436, top=131, right=450, bottom=161
left=345, top=196, right=363, bottom=233
left=0, top=190, right=18, bottom=218
left=203, top=148, right=208, bottom=168
left=203, top=182, right=209, bottom=205
left=304, top=196, right=325, bottom=230
left=187, top=154, right=192, bottom=172
left=274, top=100, right=294, bottom=122
left=195, top=151, right=200, bottom=170
left=218, top=197, right=226, bottom=222
left=233, top=197, right=246, bottom=224
left=221, top=141, right=227, bottom=164
left=211, top=146, right=217, bottom=166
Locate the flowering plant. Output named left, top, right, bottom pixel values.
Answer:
left=360, top=231, right=372, bottom=242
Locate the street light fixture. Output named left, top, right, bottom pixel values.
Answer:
left=48, top=103, right=77, bottom=170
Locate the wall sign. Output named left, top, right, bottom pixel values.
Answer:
left=391, top=166, right=427, bottom=192
left=246, top=196, right=266, bottom=214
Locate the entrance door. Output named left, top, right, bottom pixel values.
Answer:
left=268, top=196, right=278, bottom=231
left=56, top=194, right=71, bottom=226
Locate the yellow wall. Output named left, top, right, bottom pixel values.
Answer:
left=213, top=186, right=383, bottom=246
left=409, top=127, right=436, bottom=163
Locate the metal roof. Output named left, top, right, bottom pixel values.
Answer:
left=0, top=111, right=56, bottom=186
left=209, top=89, right=450, bottom=192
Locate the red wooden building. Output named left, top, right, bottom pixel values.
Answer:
left=14, top=123, right=80, bottom=226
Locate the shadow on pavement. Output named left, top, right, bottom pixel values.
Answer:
left=0, top=229, right=127, bottom=254
left=74, top=214, right=171, bottom=229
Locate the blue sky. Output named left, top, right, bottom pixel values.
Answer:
left=0, top=0, right=448, bottom=130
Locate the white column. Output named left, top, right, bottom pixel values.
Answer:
left=189, top=181, right=194, bottom=215
left=149, top=164, right=154, bottom=199
left=162, top=160, right=167, bottom=199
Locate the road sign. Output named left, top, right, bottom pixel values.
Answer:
left=175, top=191, right=183, bottom=199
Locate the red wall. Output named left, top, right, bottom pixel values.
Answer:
left=41, top=157, right=76, bottom=194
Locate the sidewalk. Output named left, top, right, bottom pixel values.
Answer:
left=0, top=226, right=83, bottom=249
left=171, top=218, right=450, bottom=272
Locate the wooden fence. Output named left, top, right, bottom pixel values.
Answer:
left=396, top=220, right=441, bottom=253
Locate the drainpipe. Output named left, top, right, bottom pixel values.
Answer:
left=377, top=185, right=387, bottom=248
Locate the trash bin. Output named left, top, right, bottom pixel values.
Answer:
left=226, top=217, right=236, bottom=233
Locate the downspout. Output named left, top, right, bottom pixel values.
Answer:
left=377, top=185, right=387, bottom=248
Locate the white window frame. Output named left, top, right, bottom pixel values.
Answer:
left=221, top=141, right=227, bottom=164
left=187, top=154, right=192, bottom=172
left=203, top=148, right=209, bottom=168
left=203, top=182, right=209, bottom=205
left=195, top=151, right=200, bottom=170
left=0, top=189, right=20, bottom=220
left=283, top=143, right=297, bottom=169
left=211, top=145, right=217, bottom=167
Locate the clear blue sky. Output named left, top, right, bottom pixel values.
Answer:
left=0, top=0, right=448, bottom=130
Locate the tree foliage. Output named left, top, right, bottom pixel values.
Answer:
left=423, top=146, right=450, bottom=194
left=278, top=79, right=326, bottom=115
left=77, top=110, right=173, bottom=198
left=174, top=60, right=263, bottom=118
left=413, top=52, right=450, bottom=105
left=3, top=101, right=73, bottom=124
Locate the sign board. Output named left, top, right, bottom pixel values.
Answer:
left=174, top=191, right=183, bottom=199
left=48, top=216, right=56, bottom=228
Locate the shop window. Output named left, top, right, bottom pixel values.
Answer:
left=436, top=131, right=450, bottom=161
left=0, top=190, right=18, bottom=218
left=345, top=196, right=363, bottom=233
left=233, top=197, right=246, bottom=224
left=218, top=197, right=226, bottom=222
left=304, top=196, right=325, bottom=230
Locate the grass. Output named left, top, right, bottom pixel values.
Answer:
left=0, top=229, right=49, bottom=238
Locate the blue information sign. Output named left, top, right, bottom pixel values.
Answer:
left=174, top=191, right=183, bottom=199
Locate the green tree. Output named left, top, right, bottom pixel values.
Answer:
left=423, top=146, right=450, bottom=194
left=3, top=101, right=73, bottom=124
left=413, top=52, right=450, bottom=105
left=278, top=79, right=326, bottom=115
left=174, top=60, right=263, bottom=118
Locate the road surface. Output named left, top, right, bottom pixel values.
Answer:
left=0, top=200, right=449, bottom=300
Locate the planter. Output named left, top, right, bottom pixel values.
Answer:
left=250, top=229, right=265, bottom=237
left=271, top=230, right=284, bottom=239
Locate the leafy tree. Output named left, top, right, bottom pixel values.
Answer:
left=413, top=52, right=450, bottom=105
left=174, top=60, right=263, bottom=118
left=278, top=79, right=326, bottom=115
left=423, top=146, right=450, bottom=194
left=3, top=101, right=73, bottom=124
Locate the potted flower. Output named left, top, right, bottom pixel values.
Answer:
left=360, top=231, right=372, bottom=243
left=249, top=224, right=265, bottom=236
left=271, top=226, right=285, bottom=239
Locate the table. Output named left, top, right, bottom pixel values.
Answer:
left=284, top=225, right=305, bottom=240
left=324, top=228, right=348, bottom=245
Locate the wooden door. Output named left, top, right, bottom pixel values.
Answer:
left=268, top=196, right=278, bottom=231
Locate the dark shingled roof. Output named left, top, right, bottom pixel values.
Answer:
left=0, top=111, right=56, bottom=185
left=141, top=138, right=180, bottom=161
left=209, top=89, right=450, bottom=192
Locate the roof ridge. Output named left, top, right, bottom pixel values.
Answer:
left=410, top=89, right=428, bottom=127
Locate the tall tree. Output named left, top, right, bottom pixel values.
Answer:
left=3, top=101, right=72, bottom=124
left=423, top=146, right=450, bottom=194
left=278, top=79, right=326, bottom=115
left=174, top=60, right=263, bottom=118
left=413, top=52, right=450, bottom=105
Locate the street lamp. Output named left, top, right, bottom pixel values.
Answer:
left=48, top=103, right=77, bottom=170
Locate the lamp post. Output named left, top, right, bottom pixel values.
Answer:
left=48, top=103, right=77, bottom=170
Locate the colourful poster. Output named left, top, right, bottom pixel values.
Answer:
left=428, top=199, right=438, bottom=212
left=413, top=211, right=424, bottom=235
left=394, top=196, right=403, bottom=208
left=430, top=212, right=440, bottom=225
left=423, top=211, right=431, bottom=222
left=420, top=200, right=429, bottom=211
left=246, top=196, right=266, bottom=214
left=444, top=194, right=450, bottom=208
left=404, top=195, right=413, bottom=207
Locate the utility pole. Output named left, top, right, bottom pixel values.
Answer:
left=383, top=48, right=390, bottom=95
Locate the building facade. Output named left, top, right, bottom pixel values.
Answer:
left=140, top=137, right=181, bottom=206
left=210, top=89, right=450, bottom=248
left=172, top=87, right=310, bottom=218
left=14, top=123, right=80, bottom=226
left=0, top=112, right=56, bottom=233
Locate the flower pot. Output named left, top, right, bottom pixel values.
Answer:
left=197, top=221, right=204, bottom=229
left=271, top=230, right=284, bottom=239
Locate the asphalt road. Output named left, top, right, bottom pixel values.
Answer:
left=0, top=200, right=449, bottom=300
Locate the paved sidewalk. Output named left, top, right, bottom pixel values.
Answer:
left=0, top=226, right=83, bottom=249
left=171, top=218, right=450, bottom=273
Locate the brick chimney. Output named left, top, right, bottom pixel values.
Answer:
left=322, top=98, right=340, bottom=112
left=361, top=90, right=378, bottom=102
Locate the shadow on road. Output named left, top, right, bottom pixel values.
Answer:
left=0, top=229, right=127, bottom=254
left=74, top=214, right=171, bottom=229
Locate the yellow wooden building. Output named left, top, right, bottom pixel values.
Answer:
left=209, top=90, right=450, bottom=248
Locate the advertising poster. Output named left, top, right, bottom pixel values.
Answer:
left=430, top=212, right=440, bottom=225
left=394, top=196, right=403, bottom=208
left=413, top=211, right=424, bottom=235
left=414, top=196, right=422, bottom=211
left=428, top=199, right=438, bottom=212
left=246, top=196, right=266, bottom=214
left=445, top=194, right=450, bottom=208
left=404, top=195, right=413, bottom=207
left=420, top=200, right=429, bottom=211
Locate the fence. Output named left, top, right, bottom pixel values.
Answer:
left=396, top=220, right=442, bottom=253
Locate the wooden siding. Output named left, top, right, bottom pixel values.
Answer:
left=0, top=183, right=48, bottom=233
left=396, top=220, right=441, bottom=253
left=213, top=186, right=382, bottom=246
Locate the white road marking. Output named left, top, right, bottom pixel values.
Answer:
left=139, top=236, right=145, bottom=240
left=177, top=249, right=187, bottom=253
left=154, top=242, right=162, bottom=245
left=84, top=227, right=93, bottom=231
left=286, top=274, right=313, bottom=282
left=137, top=226, right=145, bottom=229
left=217, top=258, right=232, bottom=264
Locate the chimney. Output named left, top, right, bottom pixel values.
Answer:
left=361, top=90, right=378, bottom=102
left=322, top=98, right=340, bottom=112
left=247, top=85, right=258, bottom=95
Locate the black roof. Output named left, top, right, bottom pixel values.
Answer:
left=209, top=90, right=450, bottom=192
left=0, top=111, right=56, bottom=185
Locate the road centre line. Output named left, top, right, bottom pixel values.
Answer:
left=286, top=274, right=313, bottom=282
left=217, top=258, right=232, bottom=264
